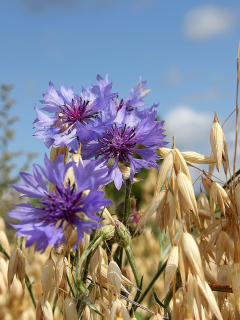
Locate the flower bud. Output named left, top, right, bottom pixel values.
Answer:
left=8, top=247, right=25, bottom=294
left=100, top=225, right=115, bottom=241
left=114, top=220, right=131, bottom=248
left=127, top=209, right=145, bottom=237
left=116, top=198, right=137, bottom=221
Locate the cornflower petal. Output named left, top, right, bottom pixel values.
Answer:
left=8, top=155, right=112, bottom=252
left=81, top=106, right=167, bottom=189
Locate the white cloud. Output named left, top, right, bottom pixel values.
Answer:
left=184, top=5, right=237, bottom=40
left=164, top=106, right=240, bottom=190
left=165, top=106, right=213, bottom=152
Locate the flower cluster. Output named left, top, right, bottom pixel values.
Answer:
left=9, top=154, right=112, bottom=252
left=9, top=74, right=167, bottom=251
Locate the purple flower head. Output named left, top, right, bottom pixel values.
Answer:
left=81, top=107, right=168, bottom=189
left=33, top=75, right=117, bottom=149
left=107, top=78, right=152, bottom=114
left=8, top=154, right=112, bottom=252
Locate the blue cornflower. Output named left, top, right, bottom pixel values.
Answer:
left=8, top=155, right=112, bottom=252
left=81, top=107, right=168, bottom=189
left=33, top=75, right=116, bottom=149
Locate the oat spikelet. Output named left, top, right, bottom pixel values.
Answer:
left=210, top=182, right=218, bottom=220
left=197, top=192, right=210, bottom=212
left=64, top=153, right=83, bottom=188
left=222, top=132, right=229, bottom=177
left=136, top=190, right=167, bottom=233
left=175, top=148, right=191, bottom=180
left=7, top=247, right=25, bottom=294
left=181, top=233, right=204, bottom=283
left=107, top=261, right=122, bottom=295
left=208, top=151, right=215, bottom=178
left=203, top=281, right=223, bottom=320
left=167, top=190, right=176, bottom=245
left=119, top=166, right=142, bottom=184
left=181, top=151, right=216, bottom=164
left=158, top=147, right=171, bottom=157
left=154, top=150, right=174, bottom=197
left=231, top=262, right=240, bottom=313
left=216, top=231, right=234, bottom=265
left=55, top=254, right=64, bottom=293
left=0, top=217, right=6, bottom=232
left=217, top=265, right=231, bottom=308
left=164, top=245, right=178, bottom=296
left=176, top=172, right=200, bottom=228
left=50, top=145, right=68, bottom=164
left=63, top=297, right=78, bottom=320
left=36, top=296, right=53, bottom=320
left=41, top=257, right=55, bottom=302
left=210, top=112, right=223, bottom=172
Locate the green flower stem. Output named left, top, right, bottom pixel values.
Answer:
left=223, top=168, right=240, bottom=189
left=137, top=260, right=167, bottom=307
left=164, top=271, right=182, bottom=319
left=19, top=237, right=24, bottom=250
left=82, top=230, right=96, bottom=284
left=0, top=243, right=36, bottom=308
left=123, top=179, right=132, bottom=226
left=153, top=290, right=172, bottom=320
left=125, top=246, right=141, bottom=304
left=119, top=179, right=132, bottom=269
left=76, top=234, right=103, bottom=294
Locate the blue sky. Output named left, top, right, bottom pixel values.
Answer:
left=1, top=0, right=240, bottom=182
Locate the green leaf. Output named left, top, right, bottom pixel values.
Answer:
left=82, top=297, right=103, bottom=317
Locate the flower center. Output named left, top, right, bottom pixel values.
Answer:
left=58, top=98, right=98, bottom=128
left=38, top=184, right=85, bottom=225
left=98, top=124, right=137, bottom=163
